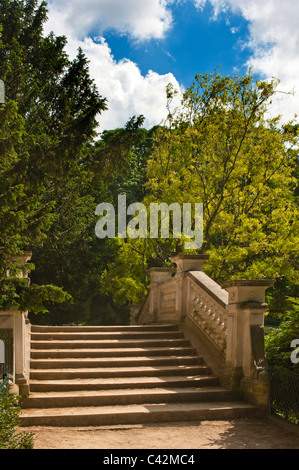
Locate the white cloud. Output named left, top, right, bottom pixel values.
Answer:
left=195, top=0, right=299, bottom=122
left=78, top=37, right=182, bottom=130
left=44, top=0, right=182, bottom=131
left=43, top=0, right=299, bottom=131
left=45, top=0, right=174, bottom=41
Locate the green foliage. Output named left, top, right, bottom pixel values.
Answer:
left=0, top=0, right=107, bottom=317
left=1, top=4, right=298, bottom=330
left=265, top=297, right=299, bottom=370
left=100, top=239, right=149, bottom=305
left=91, top=124, right=159, bottom=306
left=146, top=72, right=299, bottom=282
left=28, top=116, right=152, bottom=323
left=0, top=275, right=71, bottom=314
left=103, top=71, right=298, bottom=307
left=0, top=386, right=34, bottom=449
left=20, top=283, right=72, bottom=314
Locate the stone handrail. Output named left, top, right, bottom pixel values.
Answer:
left=133, top=293, right=151, bottom=325
left=134, top=255, right=274, bottom=411
left=186, top=271, right=228, bottom=355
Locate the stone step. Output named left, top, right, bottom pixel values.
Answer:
left=30, top=330, right=184, bottom=341
left=21, top=323, right=258, bottom=428
left=29, top=364, right=211, bottom=380
left=31, top=324, right=178, bottom=333
left=20, top=401, right=259, bottom=427
left=22, top=387, right=240, bottom=408
left=30, top=346, right=197, bottom=359
left=29, top=375, right=220, bottom=392
left=30, top=355, right=203, bottom=369
left=30, top=338, right=190, bottom=350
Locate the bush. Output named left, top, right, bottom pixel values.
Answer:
left=0, top=382, right=34, bottom=449
left=265, top=297, right=299, bottom=370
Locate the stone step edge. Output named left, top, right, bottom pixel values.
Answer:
left=21, top=388, right=239, bottom=409
left=31, top=324, right=178, bottom=332
left=25, top=386, right=230, bottom=399
left=30, top=331, right=183, bottom=337
left=30, top=339, right=190, bottom=349
left=29, top=375, right=219, bottom=391
left=29, top=374, right=218, bottom=384
left=30, top=347, right=196, bottom=355
left=30, top=356, right=203, bottom=367
left=29, top=366, right=211, bottom=380
left=29, top=365, right=210, bottom=374
left=19, top=401, right=259, bottom=427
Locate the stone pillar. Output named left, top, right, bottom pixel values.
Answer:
left=147, top=268, right=175, bottom=322
left=0, top=313, right=14, bottom=381
left=0, top=252, right=32, bottom=396
left=171, top=255, right=210, bottom=274
left=221, top=279, right=274, bottom=410
left=171, top=255, right=210, bottom=322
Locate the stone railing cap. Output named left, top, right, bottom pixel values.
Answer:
left=147, top=267, right=176, bottom=273
left=11, top=251, right=32, bottom=264
left=171, top=255, right=210, bottom=261
left=221, top=279, right=275, bottom=289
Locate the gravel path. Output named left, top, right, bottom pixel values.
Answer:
left=20, top=418, right=299, bottom=449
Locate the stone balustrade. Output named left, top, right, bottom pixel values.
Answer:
left=187, top=270, right=228, bottom=354
left=134, top=254, right=274, bottom=412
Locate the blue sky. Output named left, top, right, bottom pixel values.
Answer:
left=44, top=0, right=299, bottom=131
left=103, top=2, right=251, bottom=87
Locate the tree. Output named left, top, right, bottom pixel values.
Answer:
left=0, top=0, right=107, bottom=313
left=102, top=72, right=299, bottom=307
left=29, top=117, right=153, bottom=325
left=146, top=72, right=299, bottom=282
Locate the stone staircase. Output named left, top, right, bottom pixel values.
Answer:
left=20, top=324, right=258, bottom=426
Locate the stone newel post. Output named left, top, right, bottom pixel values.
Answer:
left=0, top=251, right=32, bottom=396
left=147, top=268, right=175, bottom=322
left=221, top=279, right=274, bottom=409
left=171, top=255, right=210, bottom=274
left=171, top=255, right=210, bottom=322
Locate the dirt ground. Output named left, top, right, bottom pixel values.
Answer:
left=19, top=418, right=299, bottom=450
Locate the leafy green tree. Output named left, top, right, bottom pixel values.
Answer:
left=0, top=0, right=107, bottom=313
left=102, top=72, right=299, bottom=307
left=145, top=72, right=299, bottom=281
left=29, top=117, right=153, bottom=325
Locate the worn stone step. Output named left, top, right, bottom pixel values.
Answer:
left=22, top=323, right=258, bottom=428
left=29, top=375, right=220, bottom=392
left=31, top=324, right=178, bottom=333
left=30, top=330, right=184, bottom=341
left=29, top=365, right=211, bottom=380
left=22, top=387, right=240, bottom=408
left=30, top=355, right=203, bottom=370
left=30, top=346, right=197, bottom=359
left=30, top=338, right=191, bottom=350
left=20, top=401, right=259, bottom=427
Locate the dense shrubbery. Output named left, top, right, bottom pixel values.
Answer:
left=265, top=297, right=299, bottom=371
left=0, top=384, right=34, bottom=449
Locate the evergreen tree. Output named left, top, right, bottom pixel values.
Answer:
left=0, top=0, right=107, bottom=313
